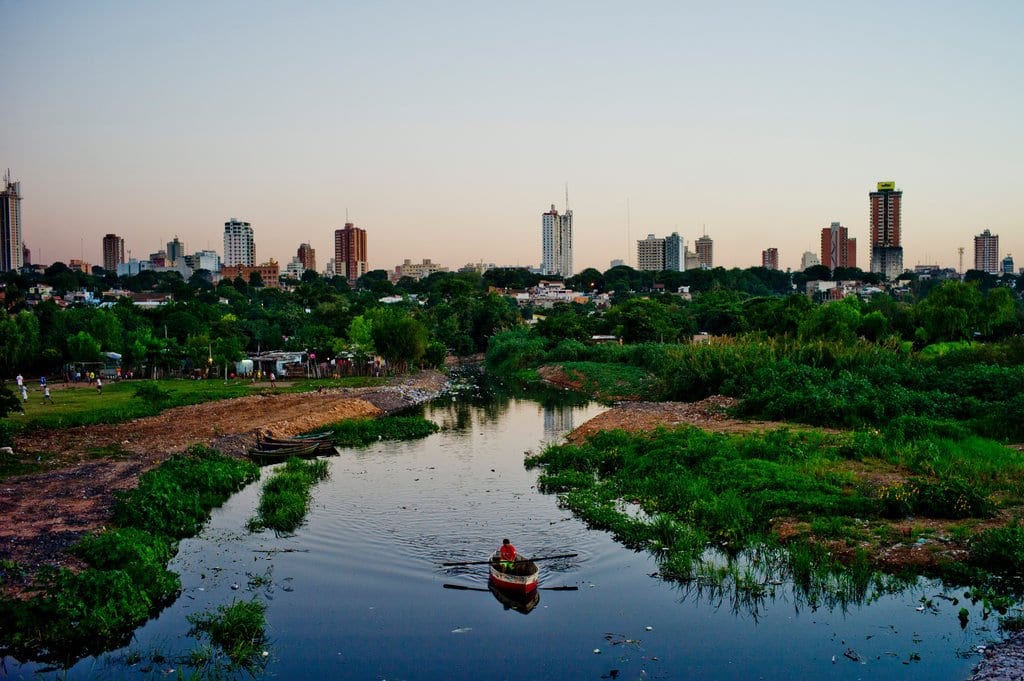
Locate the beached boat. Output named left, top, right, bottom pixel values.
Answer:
left=488, top=551, right=539, bottom=594
left=248, top=441, right=323, bottom=464
left=257, top=433, right=334, bottom=452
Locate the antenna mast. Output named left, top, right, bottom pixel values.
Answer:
left=958, top=246, right=964, bottom=274
left=626, top=198, right=631, bottom=268
left=565, top=182, right=569, bottom=211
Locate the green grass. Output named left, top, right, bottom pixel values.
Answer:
left=2, top=375, right=387, bottom=439
left=552, top=361, right=659, bottom=401
left=325, top=415, right=440, bottom=447
left=248, top=458, right=330, bottom=533
left=526, top=425, right=1024, bottom=601
left=187, top=599, right=268, bottom=671
left=0, top=444, right=259, bottom=665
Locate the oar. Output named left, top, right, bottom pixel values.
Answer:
left=443, top=583, right=579, bottom=592
left=441, top=553, right=578, bottom=567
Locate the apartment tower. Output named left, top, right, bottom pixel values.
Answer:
left=223, top=219, right=255, bottom=267
left=762, top=248, right=779, bottom=270
left=102, top=234, right=125, bottom=272
left=695, top=234, right=713, bottom=269
left=820, top=222, right=856, bottom=270
left=974, top=229, right=999, bottom=274
left=665, top=232, right=685, bottom=271
left=869, top=181, right=903, bottom=280
left=541, top=203, right=573, bottom=277
left=297, top=242, right=317, bottom=272
left=636, top=234, right=666, bottom=271
left=0, top=172, right=23, bottom=272
left=334, top=222, right=368, bottom=284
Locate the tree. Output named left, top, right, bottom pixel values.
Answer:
left=604, top=298, right=682, bottom=343
left=799, top=297, right=862, bottom=344
left=915, top=281, right=983, bottom=343
left=0, top=386, right=21, bottom=418
left=67, top=331, right=103, bottom=363
left=370, top=309, right=428, bottom=373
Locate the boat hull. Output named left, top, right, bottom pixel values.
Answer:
left=488, top=552, right=539, bottom=594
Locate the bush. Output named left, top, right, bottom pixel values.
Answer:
left=970, top=526, right=1024, bottom=574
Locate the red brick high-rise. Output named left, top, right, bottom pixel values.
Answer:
left=869, top=181, right=903, bottom=280
left=297, top=242, right=316, bottom=273
left=334, top=223, right=367, bottom=285
left=820, top=222, right=856, bottom=270
left=761, top=247, right=779, bottom=270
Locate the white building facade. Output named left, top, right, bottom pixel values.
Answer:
left=223, top=219, right=254, bottom=267
left=541, top=204, right=573, bottom=277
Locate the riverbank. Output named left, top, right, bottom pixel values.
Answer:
left=0, top=370, right=447, bottom=583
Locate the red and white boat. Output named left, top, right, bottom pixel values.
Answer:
left=488, top=551, right=539, bottom=594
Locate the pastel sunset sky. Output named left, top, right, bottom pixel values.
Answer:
left=4, top=1, right=1022, bottom=273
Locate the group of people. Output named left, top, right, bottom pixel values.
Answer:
left=15, top=374, right=53, bottom=404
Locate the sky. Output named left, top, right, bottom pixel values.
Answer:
left=3, top=1, right=1022, bottom=274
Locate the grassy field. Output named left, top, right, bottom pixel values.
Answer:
left=0, top=376, right=385, bottom=442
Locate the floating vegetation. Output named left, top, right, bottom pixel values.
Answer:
left=248, top=458, right=330, bottom=533
left=527, top=424, right=1024, bottom=618
left=0, top=445, right=258, bottom=665
left=324, top=415, right=439, bottom=447
left=187, top=599, right=268, bottom=672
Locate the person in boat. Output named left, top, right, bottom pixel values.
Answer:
left=499, top=538, right=518, bottom=573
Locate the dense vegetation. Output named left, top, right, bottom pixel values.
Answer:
left=527, top=426, right=1024, bottom=602
left=324, top=415, right=441, bottom=447
left=0, top=445, right=258, bottom=664
left=248, top=458, right=330, bottom=533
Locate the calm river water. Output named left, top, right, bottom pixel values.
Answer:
left=5, top=393, right=1001, bottom=680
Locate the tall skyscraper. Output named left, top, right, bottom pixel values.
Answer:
left=223, top=219, right=254, bottom=267
left=695, top=234, right=713, bottom=269
left=869, top=181, right=904, bottom=280
left=297, top=242, right=316, bottom=272
left=541, top=204, right=573, bottom=277
left=102, top=234, right=125, bottom=272
left=762, top=247, right=779, bottom=270
left=1002, top=254, right=1014, bottom=275
left=665, top=232, right=685, bottom=271
left=974, top=229, right=999, bottom=274
left=0, top=171, right=23, bottom=272
left=820, top=221, right=856, bottom=270
left=334, top=222, right=368, bottom=284
left=166, top=236, right=185, bottom=265
left=636, top=234, right=666, bottom=271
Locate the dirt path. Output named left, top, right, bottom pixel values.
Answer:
left=0, top=371, right=447, bottom=580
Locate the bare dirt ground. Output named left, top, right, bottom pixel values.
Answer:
left=0, top=371, right=447, bottom=583
left=566, top=396, right=790, bottom=443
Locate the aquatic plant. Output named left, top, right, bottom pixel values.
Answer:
left=187, top=599, right=268, bottom=670
left=0, top=444, right=259, bottom=665
left=324, top=415, right=439, bottom=447
left=248, top=457, right=330, bottom=533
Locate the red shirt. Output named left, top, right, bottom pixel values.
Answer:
left=499, top=544, right=517, bottom=562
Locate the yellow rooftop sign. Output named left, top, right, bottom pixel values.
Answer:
left=877, top=181, right=896, bottom=191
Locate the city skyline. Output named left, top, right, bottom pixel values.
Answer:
left=2, top=3, right=1022, bottom=274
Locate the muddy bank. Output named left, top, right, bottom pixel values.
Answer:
left=0, top=371, right=447, bottom=581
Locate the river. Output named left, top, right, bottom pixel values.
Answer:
left=3, top=392, right=997, bottom=680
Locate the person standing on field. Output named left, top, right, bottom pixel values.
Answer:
left=96, top=376, right=103, bottom=394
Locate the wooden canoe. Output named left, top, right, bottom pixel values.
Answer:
left=257, top=435, right=334, bottom=452
left=248, top=441, right=323, bottom=464
left=488, top=551, right=539, bottom=594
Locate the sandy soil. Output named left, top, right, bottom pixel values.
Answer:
left=0, top=371, right=447, bottom=582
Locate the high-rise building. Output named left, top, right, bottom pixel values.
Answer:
left=869, top=181, right=904, bottom=280
left=102, top=234, right=125, bottom=272
left=665, top=232, right=685, bottom=271
left=334, top=222, right=368, bottom=284
left=166, top=236, right=185, bottom=265
left=820, top=221, right=856, bottom=270
left=974, top=229, right=999, bottom=274
left=541, top=204, right=573, bottom=277
left=1002, top=255, right=1014, bottom=275
left=762, top=248, right=779, bottom=270
left=695, top=234, right=713, bottom=269
left=223, top=219, right=254, bottom=267
left=801, top=251, right=820, bottom=271
left=636, top=234, right=666, bottom=271
left=0, top=172, right=23, bottom=272
left=297, top=243, right=316, bottom=272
